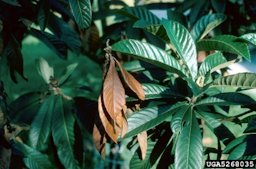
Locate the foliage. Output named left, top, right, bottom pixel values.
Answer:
left=0, top=0, right=256, bottom=169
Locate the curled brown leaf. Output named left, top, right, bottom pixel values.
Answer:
left=137, top=131, right=147, bottom=160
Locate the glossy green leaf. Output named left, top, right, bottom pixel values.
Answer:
left=143, top=83, right=184, bottom=100
left=213, top=73, right=256, bottom=88
left=239, top=33, right=256, bottom=47
left=124, top=104, right=181, bottom=138
left=175, top=112, right=203, bottom=169
left=58, top=63, right=78, bottom=86
left=52, top=96, right=80, bottom=169
left=198, top=52, right=227, bottom=76
left=14, top=142, right=54, bottom=169
left=69, top=0, right=92, bottom=29
left=123, top=60, right=155, bottom=72
left=120, top=6, right=160, bottom=24
left=29, top=96, right=55, bottom=151
left=171, top=104, right=190, bottom=133
left=111, top=39, right=186, bottom=77
left=30, top=29, right=68, bottom=59
left=197, top=35, right=251, bottom=61
left=196, top=111, right=222, bottom=130
left=133, top=21, right=169, bottom=42
left=191, top=13, right=226, bottom=41
left=223, top=135, right=247, bottom=153
left=130, top=139, right=157, bottom=169
left=162, top=20, right=198, bottom=81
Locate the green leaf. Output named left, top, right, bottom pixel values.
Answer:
left=119, top=6, right=160, bottom=24
left=197, top=35, right=251, bottom=61
left=175, top=111, right=203, bottom=169
left=223, top=135, right=247, bottom=153
left=143, top=83, right=184, bottom=100
left=69, top=0, right=92, bottom=29
left=167, top=9, right=188, bottom=27
left=125, top=103, right=182, bottom=138
left=30, top=28, right=68, bottom=59
left=130, top=139, right=157, bottom=169
left=212, top=73, right=256, bottom=88
left=171, top=104, right=190, bottom=133
left=58, top=63, right=78, bottom=86
left=198, top=52, right=227, bottom=76
left=111, top=39, right=186, bottom=77
left=211, top=0, right=226, bottom=13
left=48, top=14, right=81, bottom=54
left=196, top=111, right=222, bottom=130
left=162, top=20, right=198, bottom=81
left=37, top=0, right=50, bottom=31
left=1, top=0, right=21, bottom=6
left=123, top=60, right=155, bottom=72
left=29, top=96, right=55, bottom=151
left=52, top=96, right=80, bottom=169
left=239, top=33, right=256, bottom=47
left=196, top=93, right=255, bottom=106
left=14, top=142, right=54, bottom=169
left=191, top=13, right=226, bottom=41
left=133, top=21, right=169, bottom=42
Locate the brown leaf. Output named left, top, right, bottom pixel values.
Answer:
left=137, top=131, right=147, bottom=160
left=115, top=59, right=145, bottom=100
left=103, top=57, right=125, bottom=119
left=121, top=112, right=128, bottom=138
left=93, top=124, right=106, bottom=156
left=98, top=95, right=120, bottom=143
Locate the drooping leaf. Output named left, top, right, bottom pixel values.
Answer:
left=115, top=59, right=145, bottom=100
left=137, top=131, right=147, bottom=160
left=30, top=28, right=68, bottom=59
left=142, top=83, right=184, bottom=100
left=29, top=95, right=55, bottom=151
left=14, top=142, right=54, bottom=169
left=212, top=73, right=256, bottom=88
left=58, top=63, right=78, bottom=86
left=119, top=6, right=160, bottom=24
left=162, top=20, right=198, bottom=81
left=103, top=57, right=125, bottom=120
left=170, top=104, right=190, bottom=133
left=111, top=39, right=186, bottom=77
left=36, top=57, right=54, bottom=84
left=198, top=52, right=227, bottom=76
left=92, top=123, right=106, bottom=155
left=98, top=95, right=119, bottom=142
left=69, top=0, right=92, bottom=29
left=175, top=111, right=203, bottom=169
left=52, top=96, right=80, bottom=169
left=197, top=35, right=251, bottom=61
left=125, top=103, right=184, bottom=138
left=191, top=13, right=226, bottom=41
left=239, top=33, right=256, bottom=47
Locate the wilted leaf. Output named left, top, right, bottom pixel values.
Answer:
left=137, top=131, right=147, bottom=160
left=103, top=57, right=125, bottom=120
left=98, top=95, right=120, bottom=143
left=115, top=59, right=145, bottom=100
left=93, top=123, right=106, bottom=155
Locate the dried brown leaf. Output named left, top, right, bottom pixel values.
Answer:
left=98, top=95, right=120, bottom=143
left=103, top=57, right=125, bottom=119
left=121, top=112, right=128, bottom=138
left=115, top=59, right=145, bottom=100
left=92, top=124, right=106, bottom=156
left=137, top=131, right=147, bottom=160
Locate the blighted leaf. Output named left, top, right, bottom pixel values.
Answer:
left=36, top=57, right=54, bottom=84
left=93, top=123, right=106, bottom=155
left=103, top=57, right=125, bottom=119
left=98, top=95, right=119, bottom=143
left=115, top=59, right=145, bottom=100
left=137, top=131, right=147, bottom=160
